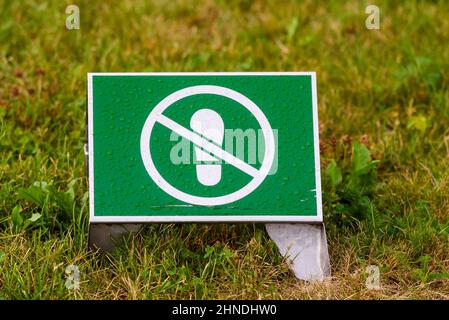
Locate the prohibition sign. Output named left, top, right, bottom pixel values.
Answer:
left=140, top=85, right=276, bottom=206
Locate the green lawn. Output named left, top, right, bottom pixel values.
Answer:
left=1, top=0, right=448, bottom=299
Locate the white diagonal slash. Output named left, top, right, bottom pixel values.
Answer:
left=157, top=114, right=260, bottom=178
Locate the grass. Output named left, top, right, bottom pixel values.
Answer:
left=1, top=0, right=449, bottom=299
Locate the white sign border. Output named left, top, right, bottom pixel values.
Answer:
left=88, top=72, right=323, bottom=223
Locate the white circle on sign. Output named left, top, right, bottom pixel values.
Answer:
left=140, top=85, right=275, bottom=206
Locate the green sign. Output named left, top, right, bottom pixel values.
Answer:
left=88, top=73, right=322, bottom=222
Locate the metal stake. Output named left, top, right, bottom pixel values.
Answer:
left=265, top=223, right=331, bottom=281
